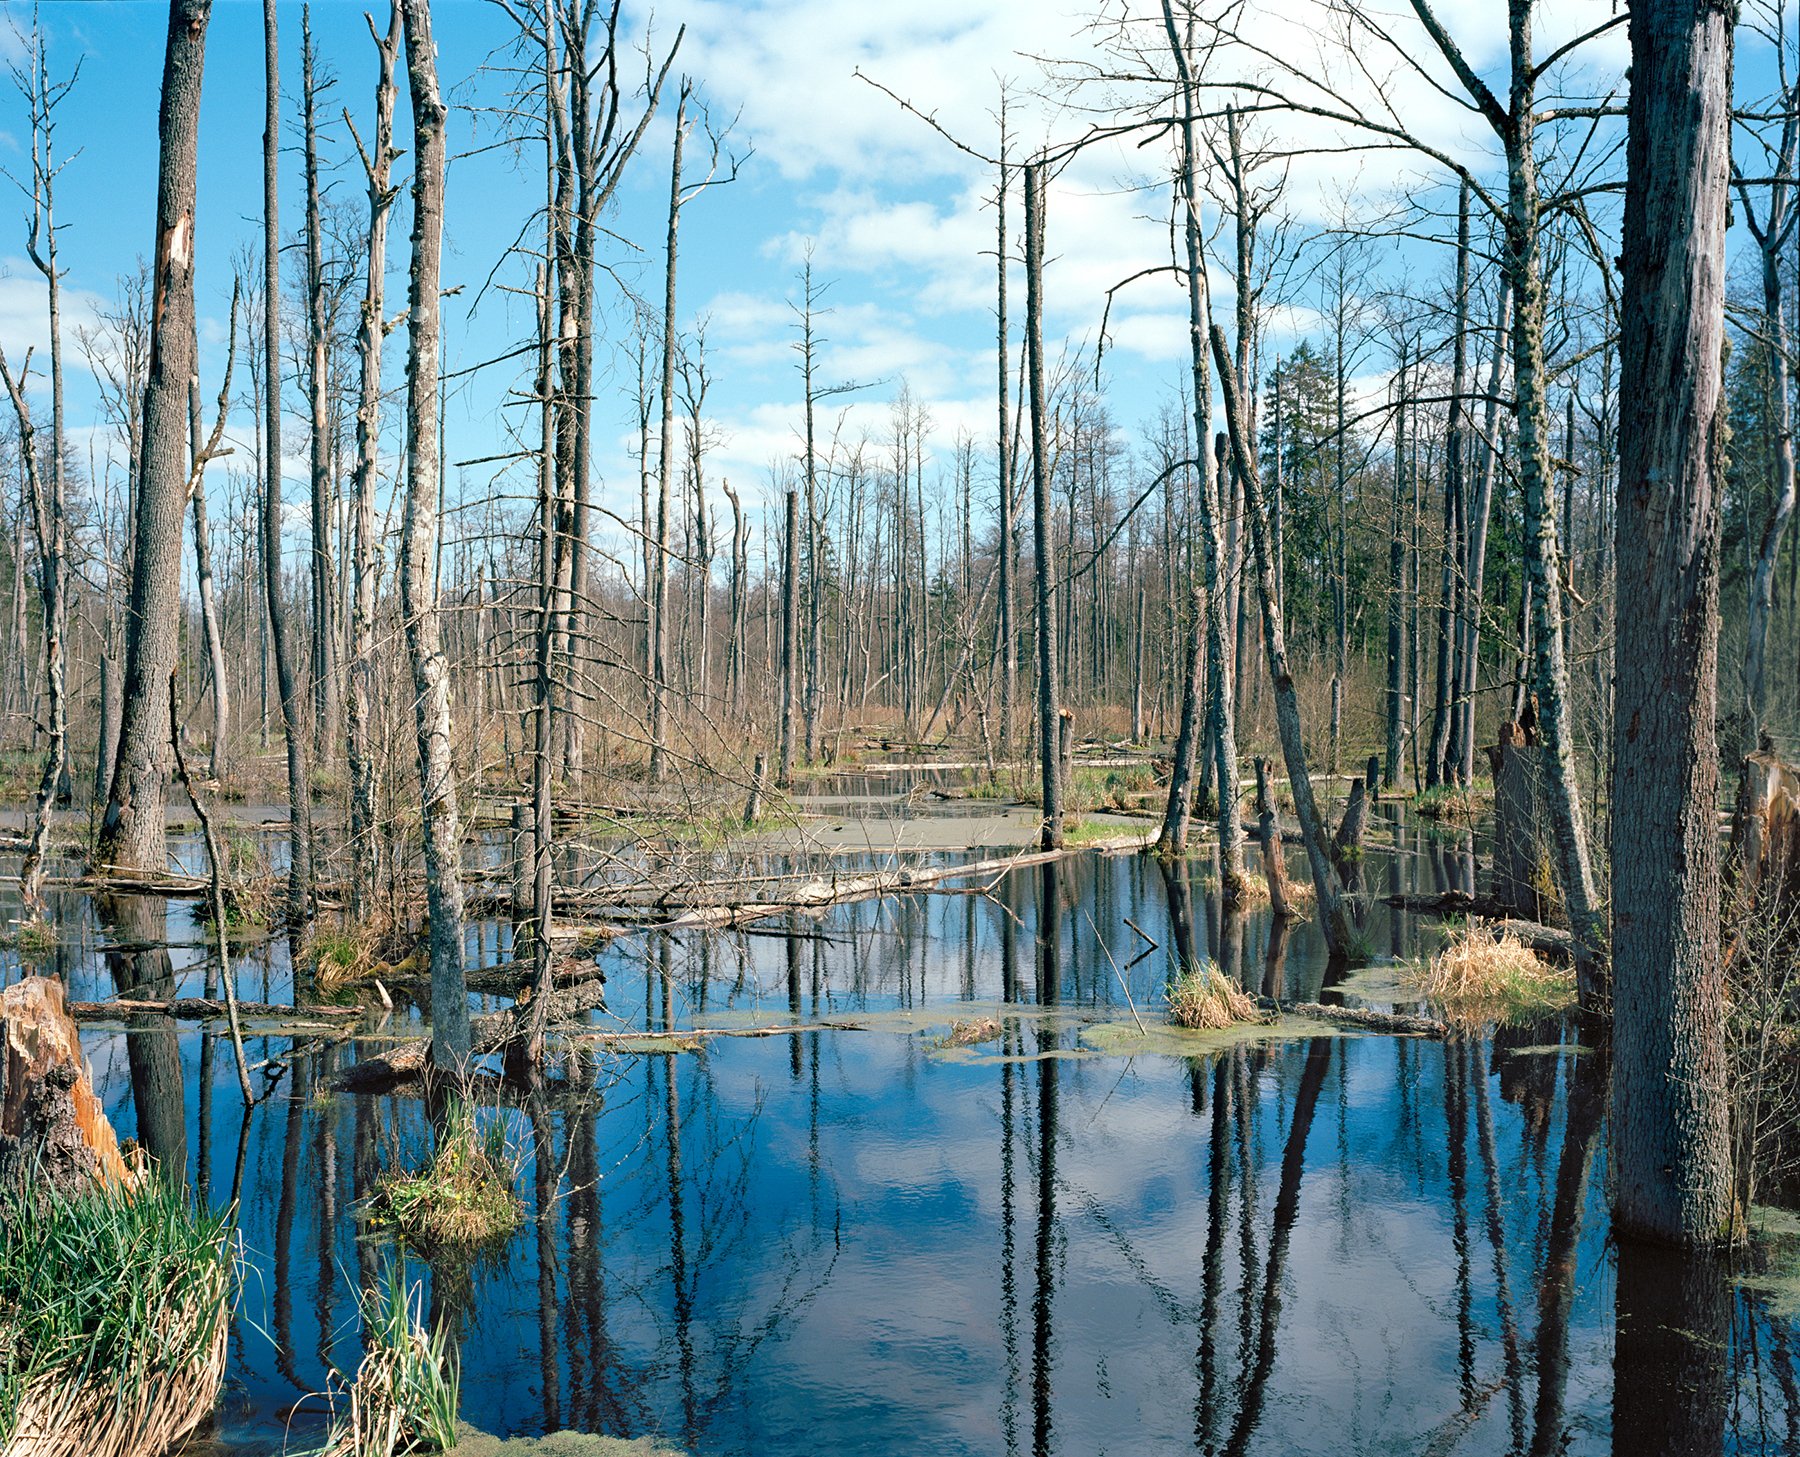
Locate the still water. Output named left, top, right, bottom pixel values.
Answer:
left=8, top=806, right=1799, bottom=1455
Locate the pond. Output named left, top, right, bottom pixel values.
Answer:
left=5, top=801, right=1797, bottom=1455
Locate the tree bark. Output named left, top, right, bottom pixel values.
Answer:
left=400, top=0, right=469, bottom=1069
left=1611, top=0, right=1735, bottom=1246
left=98, top=0, right=212, bottom=875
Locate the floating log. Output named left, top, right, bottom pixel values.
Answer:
left=1285, top=1000, right=1449, bottom=1038
left=67, top=996, right=365, bottom=1023
left=332, top=975, right=609, bottom=1093
left=0, top=977, right=140, bottom=1197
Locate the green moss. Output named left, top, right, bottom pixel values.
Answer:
left=1080, top=1015, right=1362, bottom=1059
left=447, top=1429, right=683, bottom=1456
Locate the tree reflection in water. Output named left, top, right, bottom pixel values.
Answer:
left=5, top=828, right=1791, bottom=1453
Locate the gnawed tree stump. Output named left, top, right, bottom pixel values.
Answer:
left=0, top=976, right=140, bottom=1199
left=1730, top=750, right=1800, bottom=909
left=1488, top=725, right=1562, bottom=924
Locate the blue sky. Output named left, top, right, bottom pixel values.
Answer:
left=0, top=0, right=1769, bottom=572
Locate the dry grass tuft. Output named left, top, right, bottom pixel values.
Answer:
left=1413, top=924, right=1575, bottom=1025
left=1166, top=962, right=1259, bottom=1030
left=939, top=1017, right=1003, bottom=1049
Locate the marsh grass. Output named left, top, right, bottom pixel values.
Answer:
left=1413, top=924, right=1575, bottom=1025
left=371, top=1110, right=523, bottom=1256
left=197, top=830, right=278, bottom=939
left=1165, top=961, right=1259, bottom=1030
left=315, top=1260, right=459, bottom=1457
left=0, top=1177, right=237, bottom=1457
left=1413, top=784, right=1489, bottom=823
left=1, top=917, right=57, bottom=958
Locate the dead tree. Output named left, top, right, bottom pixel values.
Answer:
left=0, top=354, right=60, bottom=912
left=1212, top=323, right=1351, bottom=953
left=646, top=83, right=691, bottom=784
left=1427, top=186, right=1470, bottom=789
left=1611, top=0, right=1735, bottom=1247
left=188, top=377, right=229, bottom=783
left=302, top=9, right=340, bottom=762
left=1160, top=0, right=1242, bottom=892
left=776, top=487, right=800, bottom=788
left=400, top=0, right=469, bottom=1069
left=344, top=3, right=401, bottom=921
left=1024, top=158, right=1063, bottom=850
left=260, top=0, right=314, bottom=926
left=1733, top=1, right=1800, bottom=746
left=97, top=0, right=213, bottom=874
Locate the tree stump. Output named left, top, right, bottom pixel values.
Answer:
left=1730, top=750, right=1800, bottom=909
left=0, top=976, right=139, bottom=1199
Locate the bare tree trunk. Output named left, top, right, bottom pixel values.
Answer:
left=996, top=112, right=1016, bottom=754
left=1163, top=0, right=1242, bottom=892
left=6, top=29, right=70, bottom=908
left=1457, top=283, right=1512, bottom=785
left=303, top=9, right=338, bottom=764
left=1611, top=0, right=1734, bottom=1246
left=346, top=3, right=399, bottom=922
left=1157, top=580, right=1204, bottom=855
left=776, top=487, right=799, bottom=789
left=0, top=358, right=61, bottom=910
left=648, top=86, right=689, bottom=784
left=1212, top=323, right=1350, bottom=954
left=98, top=0, right=212, bottom=875
left=258, top=0, right=314, bottom=925
left=1384, top=344, right=1408, bottom=789
left=188, top=380, right=229, bottom=780
left=1024, top=160, right=1062, bottom=850
left=1739, top=109, right=1799, bottom=744
left=1501, top=0, right=1604, bottom=989
left=400, top=0, right=468, bottom=1069
left=1428, top=188, right=1470, bottom=789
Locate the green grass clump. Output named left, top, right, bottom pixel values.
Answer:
left=197, top=831, right=277, bottom=939
left=0, top=1176, right=238, bottom=1457
left=1165, top=961, right=1259, bottom=1030
left=2, top=918, right=57, bottom=958
left=371, top=1111, right=522, bottom=1256
left=316, top=1259, right=459, bottom=1457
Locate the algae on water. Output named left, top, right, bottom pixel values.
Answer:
left=447, top=1423, right=684, bottom=1456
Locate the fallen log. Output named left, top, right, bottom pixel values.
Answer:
left=332, top=975, right=609, bottom=1092
left=1284, top=1000, right=1449, bottom=1038
left=1381, top=893, right=1577, bottom=960
left=68, top=996, right=366, bottom=1023
left=634, top=840, right=1145, bottom=932
left=575, top=1020, right=869, bottom=1052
